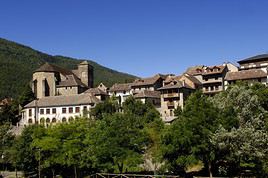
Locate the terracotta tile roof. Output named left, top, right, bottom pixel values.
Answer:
left=131, top=74, right=166, bottom=87
left=202, top=65, right=226, bottom=75
left=84, top=88, right=108, bottom=95
left=185, top=66, right=204, bottom=75
left=238, top=54, right=268, bottom=64
left=34, top=63, right=74, bottom=76
left=158, top=81, right=192, bottom=90
left=24, top=94, right=100, bottom=108
left=225, top=69, right=267, bottom=81
left=183, top=74, right=202, bottom=85
left=134, top=90, right=161, bottom=99
left=109, top=83, right=132, bottom=92
left=57, top=75, right=87, bottom=87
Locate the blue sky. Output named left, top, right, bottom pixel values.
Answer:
left=1, top=0, right=268, bottom=77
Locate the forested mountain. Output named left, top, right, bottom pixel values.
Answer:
left=0, top=38, right=136, bottom=99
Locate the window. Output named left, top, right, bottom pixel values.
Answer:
left=83, top=106, right=87, bottom=111
left=62, top=108, right=66, bottom=113
left=215, top=86, right=219, bottom=90
left=28, top=119, right=33, bottom=124
left=62, top=117, right=67, bottom=122
left=52, top=108, right=56, bottom=114
left=52, top=118, right=56, bottom=123
left=69, top=117, right=74, bottom=122
left=29, top=109, right=32, bottom=117
left=210, top=86, right=214, bottom=91
left=205, top=78, right=208, bottom=81
left=69, top=107, right=73, bottom=113
left=46, top=118, right=50, bottom=123
left=40, top=109, right=44, bottom=114
left=75, top=107, right=80, bottom=113
left=258, top=78, right=262, bottom=82
left=215, top=77, right=218, bottom=80
left=46, top=108, right=50, bottom=114
left=205, top=87, right=209, bottom=91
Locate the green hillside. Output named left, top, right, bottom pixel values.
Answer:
left=0, top=38, right=136, bottom=99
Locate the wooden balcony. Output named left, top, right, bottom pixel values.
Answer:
left=167, top=101, right=175, bottom=107
left=163, top=93, right=179, bottom=98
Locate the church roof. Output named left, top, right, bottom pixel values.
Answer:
left=24, top=94, right=100, bottom=108
left=34, top=63, right=73, bottom=76
left=57, top=75, right=87, bottom=87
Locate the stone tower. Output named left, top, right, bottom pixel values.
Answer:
left=32, top=63, right=58, bottom=99
left=78, top=61, right=94, bottom=88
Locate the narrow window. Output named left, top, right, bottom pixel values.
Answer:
left=69, top=107, right=73, bottom=113
left=62, top=108, right=66, bottom=113
left=29, top=109, right=32, bottom=117
left=75, top=107, right=80, bottom=113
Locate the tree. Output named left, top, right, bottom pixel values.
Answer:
left=14, top=125, right=45, bottom=177
left=211, top=84, right=268, bottom=176
left=90, top=97, right=119, bottom=120
left=161, top=91, right=222, bottom=177
left=87, top=112, right=149, bottom=173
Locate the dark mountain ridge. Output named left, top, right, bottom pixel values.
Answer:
left=0, top=38, right=136, bottom=99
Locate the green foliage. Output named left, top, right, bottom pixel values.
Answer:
left=91, top=97, right=119, bottom=120
left=0, top=38, right=136, bottom=99
left=211, top=84, right=268, bottom=176
left=161, top=91, right=223, bottom=176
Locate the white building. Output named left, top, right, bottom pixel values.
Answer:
left=21, top=94, right=100, bottom=126
left=108, top=83, right=133, bottom=105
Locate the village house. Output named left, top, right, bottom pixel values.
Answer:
left=158, top=73, right=200, bottom=122
left=108, top=83, right=133, bottom=106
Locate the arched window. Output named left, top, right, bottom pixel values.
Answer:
left=46, top=118, right=50, bottom=123
left=28, top=119, right=33, bottom=124
left=40, top=117, right=45, bottom=124
left=69, top=116, right=74, bottom=122
left=52, top=118, right=56, bottom=123
left=62, top=117, right=67, bottom=123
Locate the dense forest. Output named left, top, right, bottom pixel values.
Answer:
left=0, top=38, right=136, bottom=99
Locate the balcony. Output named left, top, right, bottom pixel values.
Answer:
left=167, top=101, right=175, bottom=107
left=163, top=93, right=179, bottom=98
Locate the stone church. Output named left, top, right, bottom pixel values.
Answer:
left=32, top=61, right=94, bottom=98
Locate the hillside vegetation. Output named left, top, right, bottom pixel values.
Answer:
left=0, top=38, right=136, bottom=99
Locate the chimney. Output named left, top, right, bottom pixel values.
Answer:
left=182, top=80, right=185, bottom=87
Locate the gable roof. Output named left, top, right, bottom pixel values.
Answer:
left=225, top=69, right=267, bottom=81
left=134, top=90, right=161, bottom=99
left=158, top=81, right=192, bottom=90
left=24, top=94, right=100, bottom=108
left=131, top=74, right=166, bottom=87
left=109, top=83, right=132, bottom=92
left=202, top=65, right=226, bottom=75
left=34, top=63, right=74, bottom=76
left=84, top=88, right=108, bottom=95
left=238, top=54, right=268, bottom=64
left=185, top=65, right=204, bottom=75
